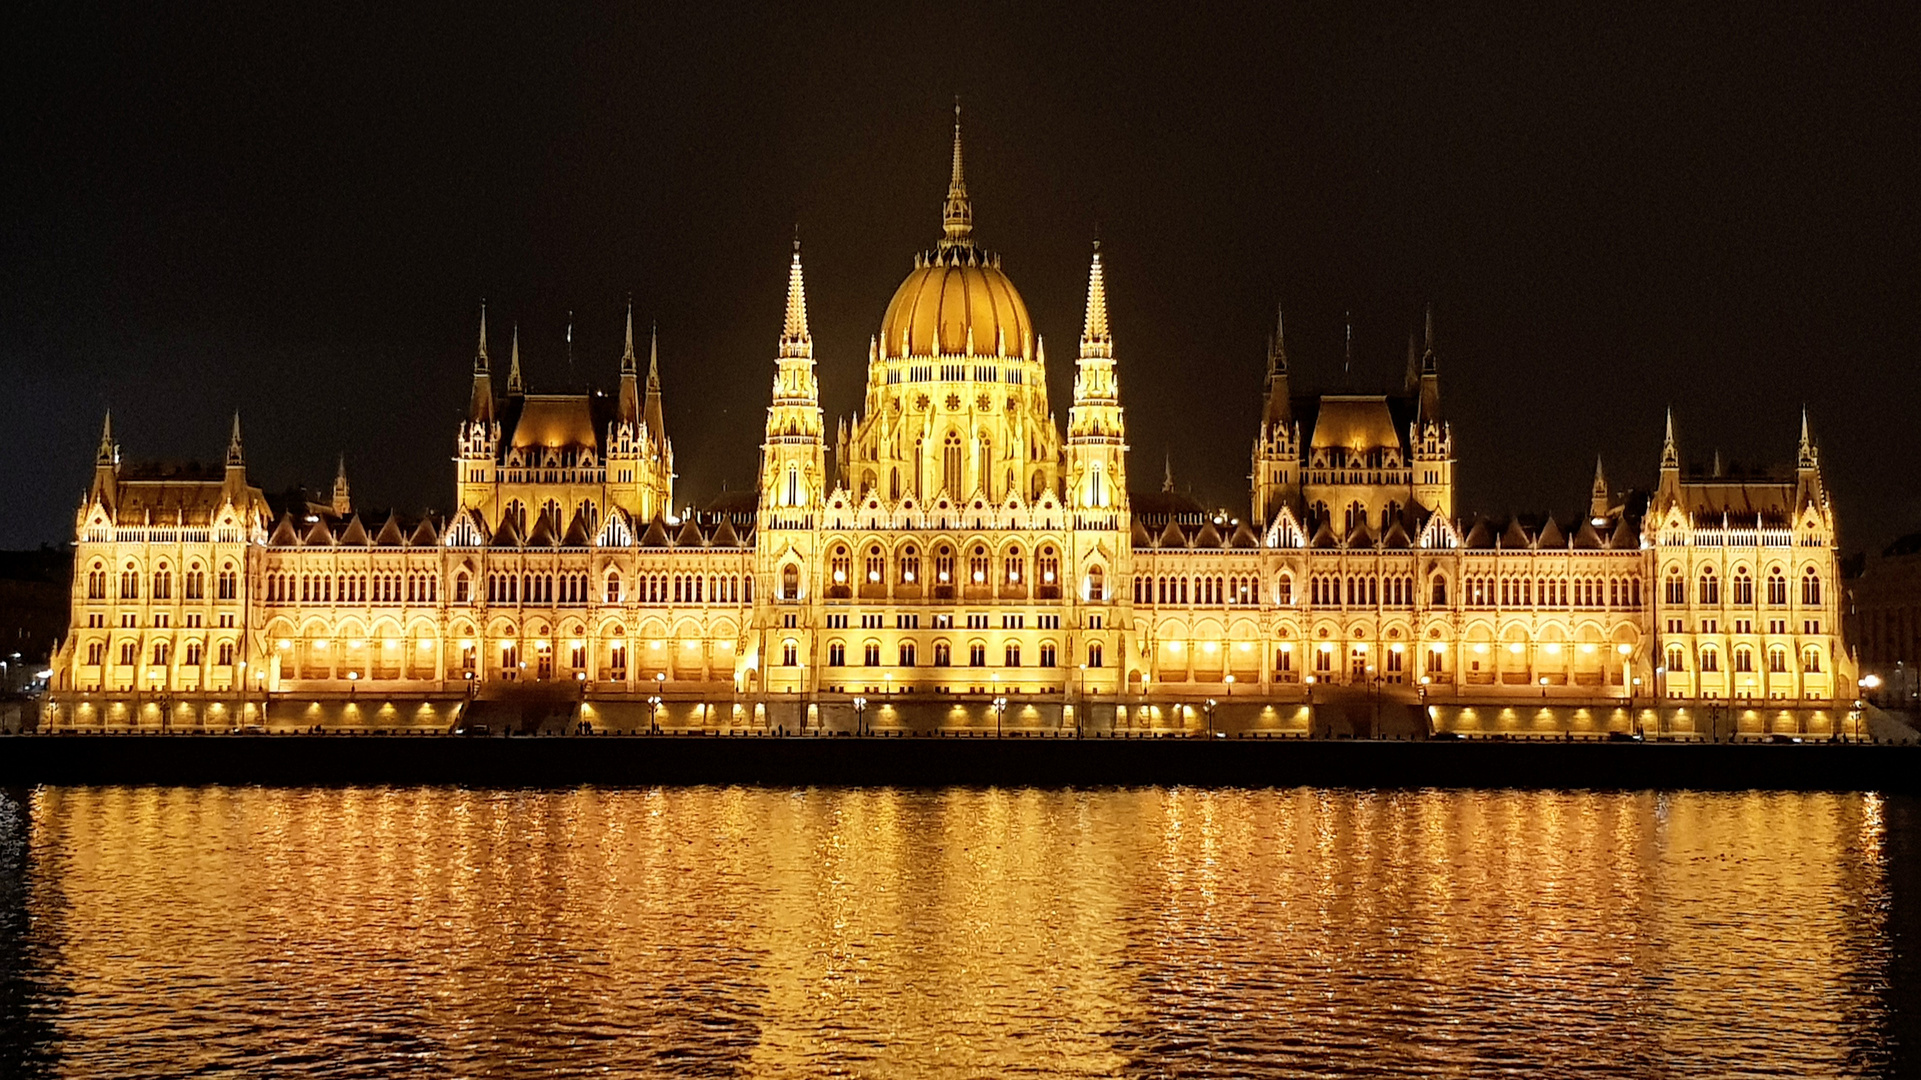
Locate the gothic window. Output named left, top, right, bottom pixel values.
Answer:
left=1005, top=643, right=1021, bottom=667
left=1039, top=643, right=1057, bottom=667
left=1089, top=463, right=1106, bottom=508
left=88, top=641, right=104, bottom=665
left=969, top=545, right=990, bottom=585
left=88, top=563, right=105, bottom=600
left=152, top=642, right=169, bottom=665
left=1277, top=573, right=1293, bottom=605
left=1699, top=647, right=1719, bottom=673
left=863, top=642, right=881, bottom=666
left=900, top=545, right=921, bottom=584
left=1767, top=568, right=1788, bottom=606
left=1733, top=569, right=1754, bottom=605
left=783, top=465, right=801, bottom=507
left=1801, top=568, right=1822, bottom=606
left=866, top=546, right=885, bottom=584
left=1038, top=547, right=1059, bottom=591
left=1768, top=646, right=1788, bottom=673
left=1087, top=642, right=1104, bottom=668
left=1802, top=646, right=1822, bottom=674
left=604, top=572, right=621, bottom=604
left=830, top=546, right=851, bottom=587
left=898, top=642, right=917, bottom=666
left=969, top=642, right=986, bottom=667
left=781, top=564, right=800, bottom=600
left=185, top=567, right=204, bottom=600
left=1003, top=547, right=1024, bottom=586
left=942, top=432, right=964, bottom=498
left=153, top=566, right=172, bottom=600
left=781, top=640, right=799, bottom=667
left=120, top=641, right=137, bottom=666
left=936, top=546, right=955, bottom=585
left=1697, top=568, right=1719, bottom=606
left=1665, top=571, right=1685, bottom=605
left=1734, top=646, right=1753, bottom=673
left=185, top=642, right=203, bottom=667
left=218, top=641, right=234, bottom=667
left=1431, top=575, right=1447, bottom=605
left=979, top=437, right=993, bottom=498
left=934, top=641, right=952, bottom=667
left=1087, top=565, right=1106, bottom=602
left=1666, top=645, right=1686, bottom=671
left=828, top=642, right=846, bottom=667
left=890, top=468, right=901, bottom=501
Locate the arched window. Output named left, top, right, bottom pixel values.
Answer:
left=185, top=566, right=204, bottom=600
left=1665, top=644, right=1686, bottom=671
left=1664, top=570, right=1685, bottom=605
left=1733, top=646, right=1753, bottom=673
left=866, top=546, right=885, bottom=584
left=829, top=546, right=850, bottom=587
left=1431, top=574, right=1447, bottom=605
left=1697, top=568, right=1719, bottom=606
left=1086, top=565, right=1106, bottom=602
left=781, top=563, right=800, bottom=600
left=1086, top=642, right=1104, bottom=668
left=1037, top=547, right=1059, bottom=592
left=87, top=563, right=106, bottom=600
left=1801, top=568, right=1822, bottom=606
left=153, top=565, right=172, bottom=600
left=1768, top=646, right=1788, bottom=673
left=969, top=545, right=989, bottom=585
left=783, top=465, right=800, bottom=507
left=1733, top=568, right=1754, bottom=606
left=1802, top=646, right=1823, bottom=674
left=1005, top=642, right=1022, bottom=667
left=604, top=572, right=620, bottom=604
left=1277, top=573, right=1293, bottom=605
left=936, top=545, right=955, bottom=585
left=899, top=545, right=920, bottom=584
left=1089, top=463, right=1106, bottom=508
left=942, top=431, right=964, bottom=497
left=1699, top=647, right=1719, bottom=673
left=1767, top=568, right=1788, bottom=605
left=1003, top=545, right=1024, bottom=585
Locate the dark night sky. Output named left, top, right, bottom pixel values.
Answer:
left=4, top=3, right=1918, bottom=552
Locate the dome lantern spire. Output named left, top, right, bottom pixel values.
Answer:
left=940, top=98, right=973, bottom=251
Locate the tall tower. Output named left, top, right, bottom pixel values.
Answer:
left=456, top=305, right=500, bottom=508
left=1408, top=305, right=1455, bottom=518
left=752, top=237, right=828, bottom=695
left=1064, top=242, right=1127, bottom=519
left=1250, top=304, right=1299, bottom=525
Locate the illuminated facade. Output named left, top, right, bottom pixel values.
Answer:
left=45, top=117, right=1855, bottom=735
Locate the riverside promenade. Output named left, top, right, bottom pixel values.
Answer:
left=1, top=733, right=1917, bottom=791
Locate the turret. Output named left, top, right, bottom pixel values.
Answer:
left=224, top=412, right=249, bottom=503
left=1065, top=241, right=1127, bottom=514
left=505, top=324, right=524, bottom=398
left=760, top=236, right=825, bottom=514
left=1408, top=304, right=1454, bottom=518
left=618, top=302, right=640, bottom=425
left=1417, top=304, right=1442, bottom=424
left=331, top=455, right=351, bottom=517
left=940, top=99, right=972, bottom=251
left=89, top=409, right=118, bottom=514
left=468, top=303, right=495, bottom=423
left=644, top=323, right=666, bottom=451
left=1251, top=303, right=1299, bottom=525
left=1589, top=455, right=1609, bottom=521
left=1656, top=407, right=1681, bottom=508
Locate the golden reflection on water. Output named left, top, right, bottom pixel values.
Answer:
left=0, top=787, right=1898, bottom=1077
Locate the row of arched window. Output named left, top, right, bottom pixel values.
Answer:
left=1664, top=642, right=1824, bottom=675
left=1133, top=575, right=1264, bottom=607
left=822, top=541, right=1064, bottom=596
left=1460, top=574, right=1643, bottom=610
left=1303, top=574, right=1420, bottom=608
left=1663, top=566, right=1821, bottom=607
left=88, top=560, right=236, bottom=602
left=82, top=638, right=236, bottom=668
left=823, top=639, right=1065, bottom=670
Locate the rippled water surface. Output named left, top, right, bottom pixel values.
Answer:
left=0, top=786, right=1915, bottom=1077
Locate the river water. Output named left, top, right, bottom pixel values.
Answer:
left=0, top=786, right=1913, bottom=1078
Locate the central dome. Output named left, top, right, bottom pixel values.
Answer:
left=879, top=249, right=1032, bottom=360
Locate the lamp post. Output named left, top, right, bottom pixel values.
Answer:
left=1305, top=674, right=1317, bottom=738
left=853, top=695, right=867, bottom=736
left=1204, top=697, right=1216, bottom=739
left=993, top=695, right=1007, bottom=738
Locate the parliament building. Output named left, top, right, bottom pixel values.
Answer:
left=45, top=118, right=1857, bottom=738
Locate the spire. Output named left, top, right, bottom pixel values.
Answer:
left=1589, top=454, right=1609, bottom=520
left=1079, top=240, right=1111, bottom=356
left=506, top=325, right=524, bottom=396
left=1798, top=407, right=1817, bottom=468
left=1163, top=452, right=1174, bottom=493
left=96, top=410, right=115, bottom=466
left=1422, top=303, right=1436, bottom=372
left=475, top=302, right=490, bottom=372
left=940, top=98, right=973, bottom=250
left=1416, top=304, right=1442, bottom=422
left=621, top=300, right=637, bottom=375
left=1267, top=304, right=1288, bottom=376
left=331, top=454, right=351, bottom=516
left=643, top=323, right=665, bottom=445
left=781, top=233, right=813, bottom=357
left=1661, top=408, right=1680, bottom=470
left=226, top=412, right=244, bottom=468
left=1343, top=314, right=1353, bottom=375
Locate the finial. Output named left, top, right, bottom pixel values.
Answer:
left=941, top=98, right=973, bottom=248
left=1424, top=303, right=1434, bottom=352
left=1163, top=452, right=1174, bottom=493
left=781, top=237, right=812, bottom=356
left=1080, top=239, right=1111, bottom=352
left=1798, top=406, right=1817, bottom=467
left=1343, top=314, right=1353, bottom=375
left=227, top=411, right=244, bottom=466
left=648, top=322, right=660, bottom=383
left=1661, top=408, right=1680, bottom=470
left=96, top=409, right=115, bottom=464
left=623, top=298, right=636, bottom=363
left=506, top=324, right=524, bottom=395
left=793, top=222, right=801, bottom=254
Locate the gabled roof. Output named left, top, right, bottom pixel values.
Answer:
left=709, top=516, right=740, bottom=548
left=1572, top=519, right=1605, bottom=549
left=639, top=515, right=671, bottom=548
left=1381, top=518, right=1411, bottom=549
left=338, top=515, right=370, bottom=546
left=1463, top=518, right=1495, bottom=550
left=562, top=512, right=592, bottom=547
left=410, top=518, right=440, bottom=546
left=1131, top=517, right=1153, bottom=547
left=1608, top=517, right=1637, bottom=549
left=1536, top=517, right=1566, bottom=549
left=304, top=517, right=335, bottom=546
left=675, top=518, right=704, bottom=547
left=524, top=512, right=558, bottom=547
left=1310, top=517, right=1340, bottom=548
left=1229, top=520, right=1259, bottom=549
left=1158, top=518, right=1187, bottom=549
left=490, top=514, right=522, bottom=547
left=1500, top=519, right=1531, bottom=549
left=1194, top=521, right=1223, bottom=549
left=270, top=513, right=301, bottom=546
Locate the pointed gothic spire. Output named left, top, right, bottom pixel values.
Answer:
left=1343, top=314, right=1353, bottom=375
left=475, top=302, right=490, bottom=372
left=1589, top=454, right=1609, bottom=519
left=621, top=299, right=637, bottom=374
left=940, top=98, right=973, bottom=249
left=1079, top=240, right=1111, bottom=355
left=1661, top=408, right=1679, bottom=469
left=96, top=410, right=115, bottom=465
left=1798, top=407, right=1817, bottom=467
left=226, top=412, right=244, bottom=467
left=504, top=325, right=524, bottom=396
left=1267, top=304, right=1288, bottom=376
left=781, top=233, right=812, bottom=357
left=332, top=454, right=351, bottom=516
left=1163, top=452, right=1174, bottom=493
left=1423, top=303, right=1436, bottom=368
left=647, top=323, right=661, bottom=388
left=644, top=323, right=665, bottom=446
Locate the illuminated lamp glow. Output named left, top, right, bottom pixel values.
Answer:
left=1508, top=643, right=1525, bottom=654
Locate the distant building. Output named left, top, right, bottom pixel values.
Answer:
left=43, top=114, right=1855, bottom=737
left=1851, top=531, right=1921, bottom=706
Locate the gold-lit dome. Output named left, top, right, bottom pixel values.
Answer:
left=879, top=252, right=1032, bottom=359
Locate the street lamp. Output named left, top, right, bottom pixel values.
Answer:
left=1204, top=697, right=1216, bottom=738
left=853, top=695, right=867, bottom=736
left=993, top=695, right=1007, bottom=737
